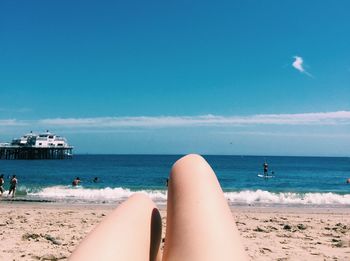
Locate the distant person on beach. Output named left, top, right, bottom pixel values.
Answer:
left=70, top=154, right=247, bottom=260
left=8, top=175, right=17, bottom=198
left=0, top=174, right=4, bottom=195
left=263, top=162, right=268, bottom=176
left=72, top=177, right=81, bottom=186
left=165, top=178, right=169, bottom=187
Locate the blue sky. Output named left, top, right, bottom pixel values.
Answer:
left=0, top=0, right=350, bottom=156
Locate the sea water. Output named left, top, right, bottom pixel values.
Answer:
left=0, top=155, right=349, bottom=207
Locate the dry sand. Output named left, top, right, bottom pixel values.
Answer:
left=0, top=202, right=349, bottom=260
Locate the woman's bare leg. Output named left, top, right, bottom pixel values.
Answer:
left=163, top=154, right=247, bottom=261
left=70, top=193, right=162, bottom=261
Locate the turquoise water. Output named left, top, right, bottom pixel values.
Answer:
left=0, top=155, right=349, bottom=206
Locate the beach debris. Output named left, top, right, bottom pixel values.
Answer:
left=44, top=234, right=62, bottom=245
left=264, top=218, right=278, bottom=223
left=332, top=222, right=348, bottom=234
left=303, top=236, right=313, bottom=241
left=34, top=254, right=66, bottom=260
left=22, top=233, right=41, bottom=240
left=267, top=226, right=278, bottom=231
left=259, top=247, right=273, bottom=254
left=6, top=218, right=14, bottom=225
left=283, top=224, right=292, bottom=230
left=333, top=239, right=349, bottom=248
left=22, top=233, right=62, bottom=245
left=253, top=226, right=268, bottom=233
left=310, top=252, right=321, bottom=255
left=297, top=224, right=307, bottom=230
left=322, top=232, right=337, bottom=237
left=277, top=233, right=292, bottom=238
left=333, top=242, right=343, bottom=248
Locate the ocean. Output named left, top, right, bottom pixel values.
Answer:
left=0, top=155, right=349, bottom=207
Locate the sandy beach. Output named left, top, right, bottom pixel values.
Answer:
left=0, top=202, right=349, bottom=260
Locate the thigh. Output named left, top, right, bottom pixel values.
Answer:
left=163, top=154, right=247, bottom=261
left=70, top=193, right=162, bottom=261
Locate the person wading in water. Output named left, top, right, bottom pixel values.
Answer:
left=8, top=175, right=18, bottom=198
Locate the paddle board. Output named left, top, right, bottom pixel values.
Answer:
left=257, top=174, right=275, bottom=178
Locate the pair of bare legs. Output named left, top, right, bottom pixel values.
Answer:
left=70, top=154, right=247, bottom=261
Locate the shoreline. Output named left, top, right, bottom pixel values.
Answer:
left=2, top=197, right=350, bottom=212
left=0, top=202, right=349, bottom=260
left=3, top=197, right=350, bottom=212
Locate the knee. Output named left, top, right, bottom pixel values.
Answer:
left=129, top=193, right=157, bottom=208
left=129, top=192, right=152, bottom=202
left=176, top=154, right=205, bottom=165
left=170, top=154, right=208, bottom=180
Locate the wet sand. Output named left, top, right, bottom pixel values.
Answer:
left=0, top=202, right=349, bottom=260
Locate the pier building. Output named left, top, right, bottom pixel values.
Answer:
left=0, top=131, right=73, bottom=160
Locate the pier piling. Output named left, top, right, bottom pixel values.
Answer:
left=0, top=146, right=73, bottom=160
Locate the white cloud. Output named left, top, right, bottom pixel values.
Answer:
left=0, top=119, right=27, bottom=126
left=215, top=130, right=350, bottom=138
left=1, top=111, right=350, bottom=129
left=292, top=56, right=313, bottom=77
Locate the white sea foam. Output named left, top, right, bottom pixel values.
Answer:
left=225, top=190, right=350, bottom=205
left=27, top=186, right=350, bottom=205
left=27, top=186, right=167, bottom=203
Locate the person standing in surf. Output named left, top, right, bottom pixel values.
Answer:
left=0, top=174, right=4, bottom=196
left=263, top=162, right=268, bottom=177
left=72, top=177, right=81, bottom=186
left=8, top=175, right=17, bottom=198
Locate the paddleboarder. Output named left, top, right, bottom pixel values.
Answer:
left=263, top=162, right=268, bottom=177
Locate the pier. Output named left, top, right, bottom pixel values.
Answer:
left=0, top=130, right=73, bottom=160
left=0, top=146, right=73, bottom=160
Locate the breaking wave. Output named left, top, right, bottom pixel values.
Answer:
left=27, top=186, right=167, bottom=203
left=26, top=186, right=350, bottom=206
left=225, top=190, right=350, bottom=205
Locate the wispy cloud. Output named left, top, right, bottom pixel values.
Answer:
left=215, top=130, right=350, bottom=138
left=0, top=108, right=32, bottom=113
left=1, top=111, right=350, bottom=129
left=292, top=56, right=313, bottom=77
left=0, top=119, right=27, bottom=126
